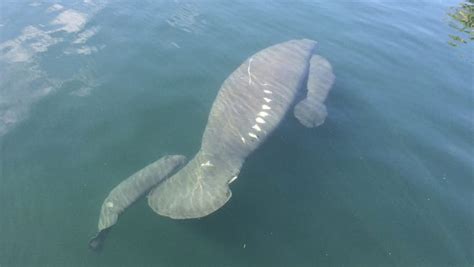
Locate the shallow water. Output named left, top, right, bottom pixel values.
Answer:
left=0, top=1, right=473, bottom=266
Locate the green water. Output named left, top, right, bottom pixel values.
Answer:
left=1, top=1, right=473, bottom=266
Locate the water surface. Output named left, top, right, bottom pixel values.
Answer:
left=0, top=1, right=472, bottom=266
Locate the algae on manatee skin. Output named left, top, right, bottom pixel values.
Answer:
left=447, top=0, right=474, bottom=47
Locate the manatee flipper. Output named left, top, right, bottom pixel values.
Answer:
left=89, top=155, right=187, bottom=251
left=294, top=55, right=335, bottom=128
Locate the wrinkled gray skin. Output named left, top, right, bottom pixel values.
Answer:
left=89, top=155, right=187, bottom=251
left=90, top=40, right=335, bottom=250
left=294, top=55, right=335, bottom=127
left=148, top=39, right=335, bottom=219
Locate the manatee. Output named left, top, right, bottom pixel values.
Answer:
left=147, top=39, right=335, bottom=219
left=88, top=155, right=187, bottom=251
left=89, top=39, right=335, bottom=248
left=294, top=55, right=334, bottom=127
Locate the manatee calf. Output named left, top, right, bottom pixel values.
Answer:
left=294, top=55, right=335, bottom=127
left=147, top=39, right=335, bottom=219
left=89, top=155, right=187, bottom=251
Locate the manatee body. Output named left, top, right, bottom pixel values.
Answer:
left=89, top=155, right=187, bottom=251
left=148, top=39, right=335, bottom=219
left=89, top=39, right=335, bottom=249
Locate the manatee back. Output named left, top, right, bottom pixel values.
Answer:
left=201, top=39, right=317, bottom=159
left=147, top=39, right=317, bottom=219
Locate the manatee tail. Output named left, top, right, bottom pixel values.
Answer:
left=148, top=152, right=239, bottom=219
left=88, top=228, right=110, bottom=252
left=294, top=54, right=334, bottom=128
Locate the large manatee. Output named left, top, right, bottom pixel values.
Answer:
left=148, top=39, right=334, bottom=219
left=89, top=39, right=335, bottom=250
left=89, top=155, right=187, bottom=251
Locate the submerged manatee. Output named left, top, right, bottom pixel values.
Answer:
left=148, top=39, right=335, bottom=219
left=89, top=155, right=187, bottom=251
left=90, top=39, right=335, bottom=249
left=294, top=55, right=335, bottom=127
